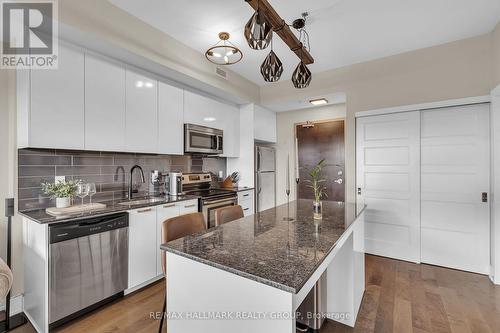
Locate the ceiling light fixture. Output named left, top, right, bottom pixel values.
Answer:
left=205, top=32, right=243, bottom=66
left=260, top=33, right=283, bottom=82
left=203, top=117, right=216, bottom=122
left=309, top=98, right=328, bottom=106
left=291, top=13, right=312, bottom=89
left=244, top=0, right=272, bottom=50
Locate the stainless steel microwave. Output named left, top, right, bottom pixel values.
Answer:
left=184, top=124, right=223, bottom=154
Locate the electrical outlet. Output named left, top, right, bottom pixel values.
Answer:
left=55, top=176, right=66, bottom=184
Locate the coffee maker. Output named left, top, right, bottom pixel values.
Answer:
left=165, top=172, right=183, bottom=197
left=149, top=170, right=166, bottom=196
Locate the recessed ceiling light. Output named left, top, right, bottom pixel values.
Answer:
left=309, top=98, right=328, bottom=106
left=145, top=82, right=153, bottom=88
left=203, top=117, right=216, bottom=122
left=135, top=81, right=144, bottom=88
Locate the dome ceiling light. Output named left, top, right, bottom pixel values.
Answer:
left=205, top=32, right=243, bottom=66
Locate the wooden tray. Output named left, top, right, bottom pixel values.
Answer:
left=46, top=203, right=107, bottom=216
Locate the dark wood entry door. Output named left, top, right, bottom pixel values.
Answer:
left=296, top=120, right=345, bottom=202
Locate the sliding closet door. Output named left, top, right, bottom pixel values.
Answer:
left=356, top=111, right=421, bottom=263
left=420, top=104, right=490, bottom=274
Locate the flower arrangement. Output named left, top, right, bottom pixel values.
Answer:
left=41, top=179, right=81, bottom=208
left=306, top=159, right=328, bottom=219
left=41, top=179, right=80, bottom=199
left=306, top=159, right=328, bottom=203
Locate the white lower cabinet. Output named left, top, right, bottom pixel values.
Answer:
left=237, top=190, right=254, bottom=216
left=178, top=199, right=199, bottom=215
left=128, top=199, right=199, bottom=290
left=156, top=203, right=180, bottom=276
left=128, top=207, right=158, bottom=289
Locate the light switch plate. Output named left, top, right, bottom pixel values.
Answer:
left=55, top=176, right=66, bottom=184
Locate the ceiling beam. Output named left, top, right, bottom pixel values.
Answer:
left=245, top=0, right=314, bottom=65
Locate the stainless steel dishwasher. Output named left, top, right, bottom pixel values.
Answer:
left=48, top=212, right=129, bottom=328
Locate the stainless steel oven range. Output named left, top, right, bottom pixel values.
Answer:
left=182, top=173, right=237, bottom=228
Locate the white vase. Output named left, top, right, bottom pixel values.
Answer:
left=56, top=197, right=71, bottom=209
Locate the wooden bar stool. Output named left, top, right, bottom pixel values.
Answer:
left=214, top=205, right=244, bottom=226
left=159, top=212, right=206, bottom=333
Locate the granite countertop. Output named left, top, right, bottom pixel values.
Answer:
left=162, top=199, right=364, bottom=293
left=19, top=194, right=200, bottom=224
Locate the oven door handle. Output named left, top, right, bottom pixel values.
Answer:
left=203, top=197, right=237, bottom=206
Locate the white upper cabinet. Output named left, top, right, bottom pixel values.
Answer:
left=29, top=44, right=85, bottom=149
left=85, top=54, right=126, bottom=151
left=184, top=90, right=240, bottom=157
left=158, top=82, right=184, bottom=155
left=254, top=105, right=277, bottom=143
left=184, top=90, right=224, bottom=129
left=125, top=69, right=158, bottom=153
left=220, top=103, right=240, bottom=157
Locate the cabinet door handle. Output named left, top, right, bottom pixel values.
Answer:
left=137, top=208, right=152, bottom=213
left=243, top=194, right=249, bottom=197
left=244, top=208, right=249, bottom=211
left=184, top=204, right=196, bottom=208
left=163, top=204, right=175, bottom=208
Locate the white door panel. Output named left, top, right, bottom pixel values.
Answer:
left=356, top=111, right=421, bottom=263
left=420, top=104, right=490, bottom=274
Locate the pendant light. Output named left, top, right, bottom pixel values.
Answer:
left=292, top=58, right=312, bottom=89
left=244, top=0, right=272, bottom=50
left=205, top=32, right=243, bottom=66
left=260, top=34, right=283, bottom=82
left=291, top=13, right=312, bottom=89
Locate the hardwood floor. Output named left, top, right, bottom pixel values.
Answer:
left=10, top=255, right=500, bottom=333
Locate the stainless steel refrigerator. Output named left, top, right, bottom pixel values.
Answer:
left=255, top=145, right=276, bottom=212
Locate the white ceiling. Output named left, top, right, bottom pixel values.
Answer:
left=110, top=0, right=500, bottom=86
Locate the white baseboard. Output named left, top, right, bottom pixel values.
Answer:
left=0, top=294, right=23, bottom=316
left=124, top=275, right=164, bottom=296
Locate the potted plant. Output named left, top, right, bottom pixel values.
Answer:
left=41, top=179, right=80, bottom=208
left=306, top=159, right=328, bottom=220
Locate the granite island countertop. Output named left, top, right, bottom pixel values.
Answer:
left=161, top=199, right=364, bottom=293
left=19, top=194, right=200, bottom=224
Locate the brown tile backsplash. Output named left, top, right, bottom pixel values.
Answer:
left=18, top=148, right=227, bottom=211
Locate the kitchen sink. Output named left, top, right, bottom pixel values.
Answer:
left=117, top=197, right=164, bottom=206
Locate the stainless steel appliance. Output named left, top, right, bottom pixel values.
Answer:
left=48, top=213, right=129, bottom=328
left=149, top=170, right=166, bottom=195
left=184, top=123, right=223, bottom=154
left=255, top=145, right=276, bottom=212
left=166, top=172, right=183, bottom=196
left=182, top=173, right=237, bottom=228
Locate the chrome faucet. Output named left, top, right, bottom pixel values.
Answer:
left=128, top=165, right=145, bottom=200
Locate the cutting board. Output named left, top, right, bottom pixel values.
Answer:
left=46, top=203, right=107, bottom=216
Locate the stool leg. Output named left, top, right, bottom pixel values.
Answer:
left=158, top=295, right=166, bottom=333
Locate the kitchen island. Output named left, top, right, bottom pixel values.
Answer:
left=161, top=199, right=365, bottom=332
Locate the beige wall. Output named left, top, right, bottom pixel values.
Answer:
left=58, top=0, right=259, bottom=104
left=494, top=22, right=500, bottom=86
left=0, top=69, right=22, bottom=298
left=265, top=34, right=494, bottom=202
left=276, top=104, right=346, bottom=205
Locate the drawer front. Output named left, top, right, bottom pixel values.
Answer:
left=237, top=190, right=254, bottom=216
left=237, top=190, right=254, bottom=202
left=178, top=199, right=199, bottom=215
